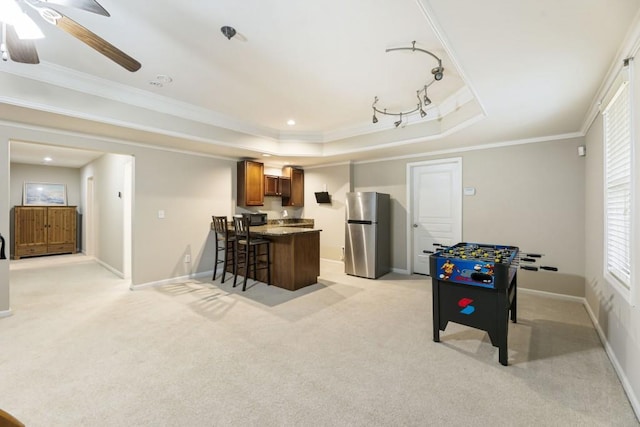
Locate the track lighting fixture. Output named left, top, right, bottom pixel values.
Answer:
left=432, top=66, right=444, bottom=81
left=372, top=41, right=444, bottom=127
left=423, top=85, right=431, bottom=106
left=394, top=112, right=403, bottom=128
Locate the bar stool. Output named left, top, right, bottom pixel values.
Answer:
left=212, top=216, right=236, bottom=283
left=233, top=216, right=271, bottom=291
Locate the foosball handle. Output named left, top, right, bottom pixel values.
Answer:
left=0, top=233, right=6, bottom=260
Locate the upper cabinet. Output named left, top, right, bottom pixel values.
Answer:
left=282, top=166, right=304, bottom=207
left=237, top=160, right=264, bottom=206
left=264, top=175, right=291, bottom=197
left=237, top=161, right=302, bottom=206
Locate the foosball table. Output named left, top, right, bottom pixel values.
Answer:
left=429, top=242, right=519, bottom=366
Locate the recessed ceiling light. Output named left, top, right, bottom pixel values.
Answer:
left=287, top=119, right=296, bottom=126
left=43, top=157, right=52, bottom=162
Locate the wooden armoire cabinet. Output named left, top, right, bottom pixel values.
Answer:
left=14, top=206, right=77, bottom=259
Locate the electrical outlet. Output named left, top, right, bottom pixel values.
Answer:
left=184, top=254, right=191, bottom=263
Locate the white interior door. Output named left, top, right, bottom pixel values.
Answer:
left=410, top=159, right=462, bottom=275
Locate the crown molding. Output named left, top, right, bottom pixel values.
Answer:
left=353, top=131, right=584, bottom=165
left=0, top=61, right=282, bottom=142
left=1, top=47, right=479, bottom=147
left=415, top=0, right=488, bottom=117
left=0, top=118, right=238, bottom=163
left=581, top=8, right=640, bottom=135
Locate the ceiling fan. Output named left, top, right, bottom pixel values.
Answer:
left=0, top=0, right=141, bottom=72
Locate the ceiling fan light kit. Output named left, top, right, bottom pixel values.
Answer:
left=372, top=40, right=444, bottom=127
left=0, top=0, right=141, bottom=72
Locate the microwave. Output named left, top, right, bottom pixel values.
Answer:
left=242, top=213, right=267, bottom=226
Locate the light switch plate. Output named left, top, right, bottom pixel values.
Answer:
left=158, top=210, right=165, bottom=219
left=463, top=187, right=476, bottom=196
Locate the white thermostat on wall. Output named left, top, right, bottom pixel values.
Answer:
left=463, top=187, right=476, bottom=196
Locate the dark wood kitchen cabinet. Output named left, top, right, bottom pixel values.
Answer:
left=14, top=206, right=77, bottom=259
left=282, top=166, right=304, bottom=207
left=264, top=175, right=291, bottom=197
left=237, top=160, right=264, bottom=206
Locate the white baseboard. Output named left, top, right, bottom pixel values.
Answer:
left=525, top=286, right=640, bottom=421
left=583, top=300, right=640, bottom=421
left=513, top=286, right=639, bottom=420
left=94, top=258, right=125, bottom=279
left=518, top=287, right=586, bottom=304
left=320, top=258, right=343, bottom=265
left=0, top=309, right=12, bottom=318
left=130, top=270, right=213, bottom=290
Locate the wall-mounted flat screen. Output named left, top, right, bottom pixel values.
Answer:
left=314, top=191, right=331, bottom=204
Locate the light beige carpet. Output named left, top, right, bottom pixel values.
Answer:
left=0, top=255, right=637, bottom=426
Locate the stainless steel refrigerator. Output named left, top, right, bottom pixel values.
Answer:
left=345, top=192, right=390, bottom=278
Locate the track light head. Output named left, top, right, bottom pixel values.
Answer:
left=420, top=108, right=427, bottom=118
left=221, top=26, right=237, bottom=40
left=372, top=114, right=378, bottom=124
left=432, top=66, right=444, bottom=81
left=394, top=113, right=403, bottom=128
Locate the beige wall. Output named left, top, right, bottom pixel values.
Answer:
left=348, top=138, right=585, bottom=295
left=9, top=163, right=81, bottom=208
left=0, top=122, right=237, bottom=292
left=0, top=136, right=9, bottom=314
left=81, top=154, right=130, bottom=275
left=584, top=75, right=640, bottom=412
left=303, top=163, right=352, bottom=260
left=132, top=148, right=235, bottom=285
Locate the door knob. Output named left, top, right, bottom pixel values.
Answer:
left=413, top=224, right=418, bottom=228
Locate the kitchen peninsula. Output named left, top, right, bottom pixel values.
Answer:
left=213, top=219, right=321, bottom=291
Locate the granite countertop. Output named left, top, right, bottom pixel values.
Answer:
left=250, top=225, right=322, bottom=236
left=213, top=218, right=319, bottom=235
left=266, top=218, right=314, bottom=227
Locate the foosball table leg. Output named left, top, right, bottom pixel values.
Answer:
left=510, top=276, right=518, bottom=324
left=432, top=281, right=440, bottom=342
left=499, top=345, right=508, bottom=366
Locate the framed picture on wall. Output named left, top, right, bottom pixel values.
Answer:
left=23, top=182, right=67, bottom=206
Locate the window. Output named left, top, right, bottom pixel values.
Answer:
left=602, top=65, right=633, bottom=294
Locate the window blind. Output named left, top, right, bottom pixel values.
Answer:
left=603, top=80, right=632, bottom=288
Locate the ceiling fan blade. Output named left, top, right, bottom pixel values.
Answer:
left=41, top=0, right=110, bottom=17
left=6, top=25, right=40, bottom=64
left=54, top=15, right=141, bottom=72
